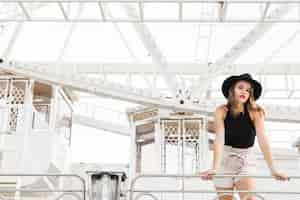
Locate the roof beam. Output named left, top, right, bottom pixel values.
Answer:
left=58, top=2, right=69, bottom=21
left=97, top=2, right=106, bottom=21
left=261, top=2, right=270, bottom=21
left=18, top=2, right=31, bottom=20
left=0, top=60, right=208, bottom=113
left=1, top=61, right=300, bottom=123
left=12, top=61, right=300, bottom=75
left=0, top=1, right=297, bottom=23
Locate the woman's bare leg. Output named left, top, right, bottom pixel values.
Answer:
left=235, top=178, right=256, bottom=200
left=215, top=187, right=234, bottom=200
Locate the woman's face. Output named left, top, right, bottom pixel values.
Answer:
left=233, top=80, right=252, bottom=104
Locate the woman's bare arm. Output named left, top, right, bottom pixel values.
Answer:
left=254, top=111, right=276, bottom=172
left=212, top=106, right=226, bottom=170
left=254, top=111, right=289, bottom=180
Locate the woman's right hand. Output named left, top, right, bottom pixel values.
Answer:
left=199, top=168, right=217, bottom=180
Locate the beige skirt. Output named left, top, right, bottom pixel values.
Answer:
left=213, top=145, right=257, bottom=188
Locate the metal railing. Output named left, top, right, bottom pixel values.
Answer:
left=0, top=173, right=86, bottom=200
left=129, top=174, right=300, bottom=200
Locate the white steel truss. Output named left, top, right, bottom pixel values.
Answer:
left=1, top=60, right=300, bottom=123
left=9, top=61, right=300, bottom=75
left=0, top=1, right=299, bottom=22
left=123, top=4, right=178, bottom=95
left=194, top=3, right=290, bottom=99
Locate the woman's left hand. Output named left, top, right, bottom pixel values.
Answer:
left=271, top=170, right=289, bottom=181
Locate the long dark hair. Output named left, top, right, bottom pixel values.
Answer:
left=226, top=81, right=265, bottom=117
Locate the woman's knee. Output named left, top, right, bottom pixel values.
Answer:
left=217, top=194, right=234, bottom=200
left=239, top=194, right=256, bottom=200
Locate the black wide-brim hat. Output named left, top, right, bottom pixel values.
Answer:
left=221, top=73, right=262, bottom=100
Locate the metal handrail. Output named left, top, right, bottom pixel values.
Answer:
left=129, top=174, right=300, bottom=200
left=0, top=174, right=86, bottom=200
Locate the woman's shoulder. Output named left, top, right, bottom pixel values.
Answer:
left=249, top=105, right=265, bottom=121
left=215, top=104, right=229, bottom=118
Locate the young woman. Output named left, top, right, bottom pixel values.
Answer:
left=201, top=73, right=289, bottom=200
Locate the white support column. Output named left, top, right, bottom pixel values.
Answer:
left=199, top=117, right=209, bottom=172
left=154, top=119, right=162, bottom=173
left=15, top=79, right=34, bottom=200
left=49, top=86, right=58, bottom=131
left=128, top=114, right=137, bottom=181
left=17, top=79, right=34, bottom=171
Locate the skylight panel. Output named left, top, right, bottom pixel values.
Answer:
left=61, top=2, right=102, bottom=20
left=0, top=22, right=17, bottom=56
left=0, top=2, right=23, bottom=20
left=266, top=3, right=290, bottom=21
left=116, top=23, right=152, bottom=62
left=144, top=3, right=178, bottom=20
left=22, top=2, right=65, bottom=20
left=237, top=23, right=298, bottom=63
left=280, top=3, right=299, bottom=21
left=182, top=3, right=218, bottom=21
left=62, top=23, right=133, bottom=62
left=146, top=23, right=198, bottom=62
left=270, top=32, right=300, bottom=63
left=103, top=3, right=140, bottom=20
left=226, top=3, right=263, bottom=21
left=194, top=24, right=214, bottom=62
left=209, top=24, right=256, bottom=63
left=10, top=23, right=69, bottom=61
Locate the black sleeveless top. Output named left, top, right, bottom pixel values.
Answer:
left=224, top=104, right=256, bottom=148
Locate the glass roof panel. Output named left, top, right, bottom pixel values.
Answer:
left=144, top=3, right=178, bottom=20
left=226, top=3, right=263, bottom=21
